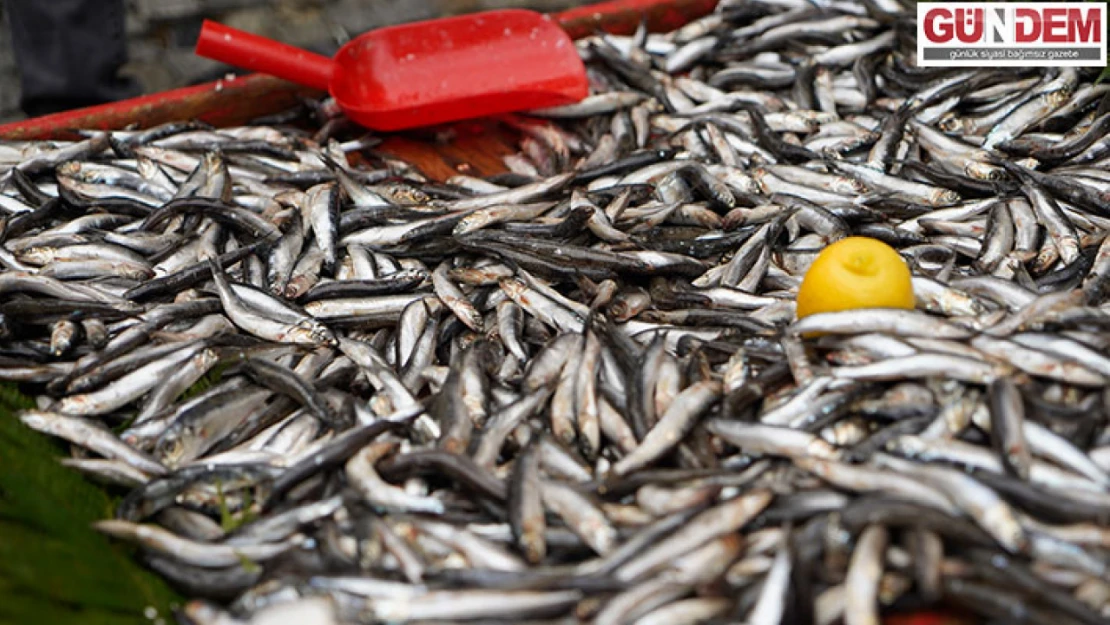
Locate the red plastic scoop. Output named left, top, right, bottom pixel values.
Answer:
left=195, top=10, right=588, bottom=131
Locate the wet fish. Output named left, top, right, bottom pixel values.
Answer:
left=3, top=6, right=1110, bottom=625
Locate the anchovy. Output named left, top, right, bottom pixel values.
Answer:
left=208, top=258, right=335, bottom=347
left=5, top=9, right=1110, bottom=625
left=875, top=454, right=1028, bottom=554
left=94, top=519, right=300, bottom=568
left=844, top=524, right=888, bottom=625
left=987, top=377, right=1033, bottom=481
left=611, top=379, right=721, bottom=476
left=20, top=410, right=167, bottom=476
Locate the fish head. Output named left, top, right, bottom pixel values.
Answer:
left=378, top=183, right=430, bottom=205
left=120, top=264, right=156, bottom=281
left=812, top=439, right=843, bottom=461
left=283, top=281, right=307, bottom=300
left=1004, top=446, right=1031, bottom=481
left=296, top=320, right=338, bottom=347
left=18, top=410, right=48, bottom=430
left=498, top=278, right=526, bottom=299
left=966, top=161, right=1003, bottom=182
left=937, top=114, right=964, bottom=134
left=1046, top=88, right=1073, bottom=108
left=181, top=600, right=229, bottom=624
left=55, top=162, right=82, bottom=178
left=931, top=189, right=962, bottom=207
left=984, top=506, right=1029, bottom=554
left=453, top=213, right=491, bottom=236
left=884, top=434, right=926, bottom=458
left=17, top=246, right=54, bottom=266
left=155, top=431, right=194, bottom=468
left=749, top=168, right=770, bottom=191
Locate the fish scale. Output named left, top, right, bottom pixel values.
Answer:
left=3, top=3, right=1110, bottom=624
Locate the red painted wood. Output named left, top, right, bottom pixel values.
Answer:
left=884, top=612, right=974, bottom=625
left=559, top=0, right=720, bottom=36
left=0, top=74, right=319, bottom=142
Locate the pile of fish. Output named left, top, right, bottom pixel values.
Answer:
left=5, top=0, right=1110, bottom=623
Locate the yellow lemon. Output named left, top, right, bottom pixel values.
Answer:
left=796, top=236, right=914, bottom=319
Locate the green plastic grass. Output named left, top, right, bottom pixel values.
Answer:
left=0, top=383, right=181, bottom=625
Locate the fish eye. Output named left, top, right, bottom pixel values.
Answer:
left=159, top=438, right=183, bottom=459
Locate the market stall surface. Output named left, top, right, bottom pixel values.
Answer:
left=0, top=0, right=1108, bottom=624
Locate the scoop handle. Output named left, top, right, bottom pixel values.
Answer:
left=195, top=20, right=334, bottom=92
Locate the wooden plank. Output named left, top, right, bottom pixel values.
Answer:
left=375, top=120, right=521, bottom=181
left=0, top=74, right=321, bottom=142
